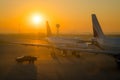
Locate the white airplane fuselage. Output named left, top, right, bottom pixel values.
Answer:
left=46, top=37, right=88, bottom=48
left=96, top=37, right=120, bottom=51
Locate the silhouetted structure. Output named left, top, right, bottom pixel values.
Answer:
left=56, top=24, right=60, bottom=36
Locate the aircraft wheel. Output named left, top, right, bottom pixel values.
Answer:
left=115, top=59, right=120, bottom=69
left=114, top=55, right=120, bottom=69
left=72, top=51, right=80, bottom=58
left=76, top=54, right=80, bottom=58
left=51, top=51, right=55, bottom=57
left=62, top=50, right=67, bottom=56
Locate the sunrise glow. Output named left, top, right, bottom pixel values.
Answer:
left=0, top=0, right=120, bottom=34
left=32, top=14, right=43, bottom=25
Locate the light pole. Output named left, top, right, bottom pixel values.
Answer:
left=56, top=24, right=60, bottom=36
left=18, top=24, right=21, bottom=34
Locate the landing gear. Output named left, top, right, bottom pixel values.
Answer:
left=50, top=49, right=81, bottom=58
left=49, top=47, right=57, bottom=58
left=51, top=51, right=55, bottom=57
left=60, top=50, right=80, bottom=58
left=62, top=50, right=67, bottom=56
left=72, top=51, right=80, bottom=58
left=114, top=55, right=120, bottom=69
left=116, top=60, right=120, bottom=69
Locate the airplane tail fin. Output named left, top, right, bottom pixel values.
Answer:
left=92, top=14, right=105, bottom=38
left=46, top=21, right=52, bottom=37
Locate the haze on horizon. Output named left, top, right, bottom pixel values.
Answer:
left=0, top=0, right=120, bottom=34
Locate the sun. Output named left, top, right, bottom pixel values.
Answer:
left=32, top=14, right=43, bottom=25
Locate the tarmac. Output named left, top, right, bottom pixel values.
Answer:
left=0, top=37, right=120, bottom=80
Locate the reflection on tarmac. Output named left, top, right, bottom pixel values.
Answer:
left=0, top=41, right=120, bottom=80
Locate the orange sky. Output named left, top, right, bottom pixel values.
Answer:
left=0, top=0, right=120, bottom=34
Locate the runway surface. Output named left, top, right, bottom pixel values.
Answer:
left=0, top=35, right=120, bottom=80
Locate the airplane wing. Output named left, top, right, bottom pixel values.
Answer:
left=9, top=42, right=52, bottom=48
left=8, top=40, right=119, bottom=55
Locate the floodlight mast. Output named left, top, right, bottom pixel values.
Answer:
left=56, top=24, right=60, bottom=36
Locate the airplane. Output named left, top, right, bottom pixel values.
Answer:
left=11, top=14, right=120, bottom=68
left=91, top=14, right=120, bottom=67
left=58, top=14, right=120, bottom=68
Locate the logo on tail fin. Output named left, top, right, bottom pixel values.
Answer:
left=92, top=14, right=104, bottom=38
left=46, top=21, right=52, bottom=37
